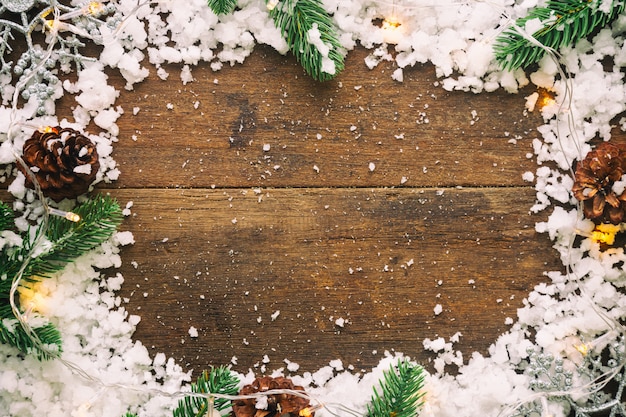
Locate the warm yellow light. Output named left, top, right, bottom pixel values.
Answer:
left=298, top=404, right=323, bottom=417
left=537, top=88, right=557, bottom=110
left=267, top=0, right=279, bottom=11
left=18, top=284, right=48, bottom=316
left=574, top=343, right=589, bottom=356
left=87, top=1, right=104, bottom=15
left=590, top=223, right=620, bottom=245
left=44, top=19, right=60, bottom=32
left=382, top=16, right=403, bottom=44
left=382, top=17, right=401, bottom=29
left=48, top=207, right=82, bottom=222
left=39, top=126, right=58, bottom=134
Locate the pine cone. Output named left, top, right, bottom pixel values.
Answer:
left=232, top=376, right=312, bottom=417
left=19, top=126, right=100, bottom=202
left=572, top=142, right=626, bottom=224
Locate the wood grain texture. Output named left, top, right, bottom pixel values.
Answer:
left=97, top=46, right=542, bottom=189
left=107, top=186, right=560, bottom=373
left=1, top=44, right=565, bottom=375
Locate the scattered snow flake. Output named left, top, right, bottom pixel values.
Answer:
left=188, top=326, right=198, bottom=338
left=434, top=304, right=443, bottom=315
left=369, top=162, right=376, bottom=172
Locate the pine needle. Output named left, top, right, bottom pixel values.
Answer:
left=268, top=0, right=345, bottom=81
left=0, top=201, right=13, bottom=231
left=28, top=194, right=123, bottom=278
left=0, top=194, right=123, bottom=359
left=367, top=359, right=426, bottom=417
left=0, top=302, right=62, bottom=360
left=173, top=366, right=241, bottom=417
left=494, top=0, right=626, bottom=70
left=207, top=0, right=237, bottom=15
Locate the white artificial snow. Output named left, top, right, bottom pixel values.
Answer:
left=2, top=0, right=626, bottom=416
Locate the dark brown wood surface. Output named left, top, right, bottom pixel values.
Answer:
left=5, top=45, right=564, bottom=375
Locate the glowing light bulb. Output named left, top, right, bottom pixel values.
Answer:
left=39, top=126, right=58, bottom=134
left=44, top=19, right=61, bottom=32
left=382, top=16, right=403, bottom=44
left=267, top=0, right=279, bottom=11
left=575, top=343, right=589, bottom=356
left=18, top=284, right=48, bottom=316
left=48, top=207, right=81, bottom=222
left=87, top=1, right=104, bottom=15
left=590, top=223, right=620, bottom=245
left=537, top=88, right=557, bottom=110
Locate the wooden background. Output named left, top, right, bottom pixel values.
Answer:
left=5, top=45, right=564, bottom=375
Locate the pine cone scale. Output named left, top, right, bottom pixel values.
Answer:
left=574, top=142, right=626, bottom=225
left=19, top=126, right=100, bottom=202
left=232, top=376, right=313, bottom=417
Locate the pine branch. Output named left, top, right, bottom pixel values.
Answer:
left=268, top=0, right=345, bottom=81
left=0, top=194, right=123, bottom=359
left=0, top=302, right=62, bottom=360
left=173, top=366, right=240, bottom=417
left=0, top=201, right=13, bottom=231
left=27, top=194, right=123, bottom=278
left=367, top=359, right=426, bottom=417
left=207, top=0, right=237, bottom=15
left=494, top=0, right=626, bottom=70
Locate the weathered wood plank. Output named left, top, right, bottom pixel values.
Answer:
left=104, top=187, right=560, bottom=373
left=0, top=44, right=561, bottom=376
left=80, top=45, right=544, bottom=189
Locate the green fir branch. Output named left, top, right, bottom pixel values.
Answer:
left=367, top=359, right=426, bottom=417
left=207, top=0, right=237, bottom=15
left=267, top=0, right=345, bottom=81
left=0, top=317, right=62, bottom=360
left=0, top=201, right=13, bottom=231
left=28, top=194, right=123, bottom=278
left=173, top=366, right=240, bottom=417
left=494, top=0, right=626, bottom=70
left=0, top=194, right=123, bottom=359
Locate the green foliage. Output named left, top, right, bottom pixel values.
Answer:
left=268, top=0, right=345, bottom=81
left=367, top=359, right=426, bottom=417
left=207, top=0, right=237, bottom=15
left=0, top=201, right=13, bottom=230
left=0, top=306, right=62, bottom=360
left=122, top=413, right=138, bottom=417
left=494, top=0, right=626, bottom=70
left=173, top=366, right=240, bottom=417
left=0, top=194, right=123, bottom=360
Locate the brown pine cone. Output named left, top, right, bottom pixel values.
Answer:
left=19, top=126, right=100, bottom=202
left=572, top=142, right=626, bottom=224
left=232, top=376, right=312, bottom=417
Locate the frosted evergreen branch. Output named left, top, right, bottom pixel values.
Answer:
left=207, top=0, right=237, bottom=15
left=494, top=0, right=626, bottom=70
left=173, top=367, right=241, bottom=417
left=367, top=359, right=425, bottom=417
left=267, top=0, right=345, bottom=81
